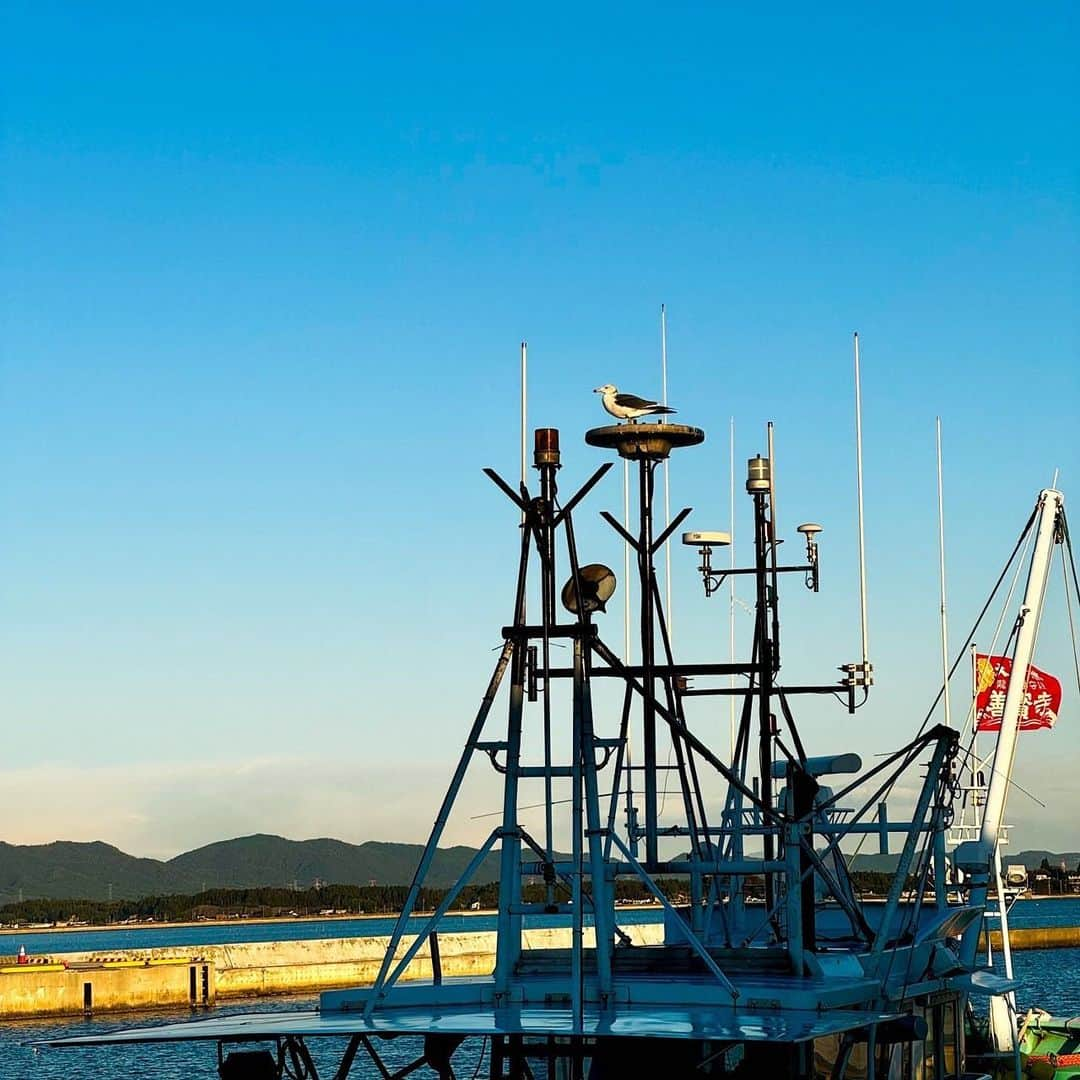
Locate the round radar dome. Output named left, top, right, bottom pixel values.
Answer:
left=682, top=530, right=732, bottom=547
left=561, top=564, right=617, bottom=614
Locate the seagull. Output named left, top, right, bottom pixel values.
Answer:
left=594, top=384, right=676, bottom=423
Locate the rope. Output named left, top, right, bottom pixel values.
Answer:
left=1025, top=1053, right=1080, bottom=1067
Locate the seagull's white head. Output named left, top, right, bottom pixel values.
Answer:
left=594, top=384, right=617, bottom=395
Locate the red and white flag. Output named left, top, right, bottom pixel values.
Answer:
left=974, top=653, right=1061, bottom=732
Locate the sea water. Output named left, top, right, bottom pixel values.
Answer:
left=6, top=950, right=1078, bottom=1080
left=2, top=905, right=1078, bottom=1079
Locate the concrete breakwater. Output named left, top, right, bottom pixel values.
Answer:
left=982, top=925, right=1080, bottom=951
left=0, top=925, right=664, bottom=1019
left=1, top=922, right=1075, bottom=1019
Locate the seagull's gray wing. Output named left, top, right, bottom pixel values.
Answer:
left=614, top=392, right=660, bottom=408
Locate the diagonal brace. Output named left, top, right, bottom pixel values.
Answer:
left=553, top=463, right=613, bottom=527
left=651, top=506, right=693, bottom=554
left=381, top=830, right=501, bottom=994
left=608, top=830, right=739, bottom=1002
left=483, top=468, right=527, bottom=511
left=600, top=511, right=640, bottom=551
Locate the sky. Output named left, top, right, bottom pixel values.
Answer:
left=1, top=3, right=1077, bottom=862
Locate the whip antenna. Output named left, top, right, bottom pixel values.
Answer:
left=936, top=417, right=952, bottom=727
left=853, top=332, right=872, bottom=685
left=662, top=304, right=673, bottom=639
left=520, top=341, right=528, bottom=524
left=729, top=416, right=737, bottom=758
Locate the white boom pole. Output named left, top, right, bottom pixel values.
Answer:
left=979, top=488, right=1062, bottom=849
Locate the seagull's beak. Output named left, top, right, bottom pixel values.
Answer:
left=593, top=387, right=603, bottom=393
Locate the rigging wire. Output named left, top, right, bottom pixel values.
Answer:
left=1061, top=512, right=1080, bottom=698
left=951, top=737, right=1047, bottom=810
left=911, top=504, right=1039, bottom=742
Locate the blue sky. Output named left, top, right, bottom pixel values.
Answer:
left=1, top=4, right=1077, bottom=859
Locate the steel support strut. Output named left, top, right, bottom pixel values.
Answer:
left=637, top=457, right=660, bottom=866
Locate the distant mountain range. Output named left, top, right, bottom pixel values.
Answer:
left=0, top=835, right=504, bottom=905
left=847, top=849, right=1080, bottom=874
left=0, top=835, right=1076, bottom=905
left=1007, top=850, right=1080, bottom=871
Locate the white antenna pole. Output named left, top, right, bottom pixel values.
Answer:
left=520, top=341, right=528, bottom=524
left=729, top=416, right=736, bottom=759
left=936, top=417, right=952, bottom=728
left=661, top=304, right=673, bottom=640
left=853, top=332, right=870, bottom=669
left=767, top=421, right=777, bottom=538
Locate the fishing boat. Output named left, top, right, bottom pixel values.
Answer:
left=1018, top=1012, right=1080, bottom=1080
left=42, top=343, right=1076, bottom=1079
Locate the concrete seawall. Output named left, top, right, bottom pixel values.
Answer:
left=0, top=925, right=665, bottom=1019
left=0, top=958, right=214, bottom=1018
left=982, top=925, right=1080, bottom=951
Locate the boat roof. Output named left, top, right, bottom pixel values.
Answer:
left=41, top=1001, right=902, bottom=1048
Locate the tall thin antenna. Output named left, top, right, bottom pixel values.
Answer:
left=729, top=416, right=736, bottom=759
left=853, top=332, right=870, bottom=669
left=767, top=421, right=777, bottom=537
left=520, top=341, right=528, bottom=523
left=661, top=304, right=673, bottom=639
left=936, top=417, right=952, bottom=728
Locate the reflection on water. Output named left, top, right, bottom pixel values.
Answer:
left=3, top=998, right=485, bottom=1080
